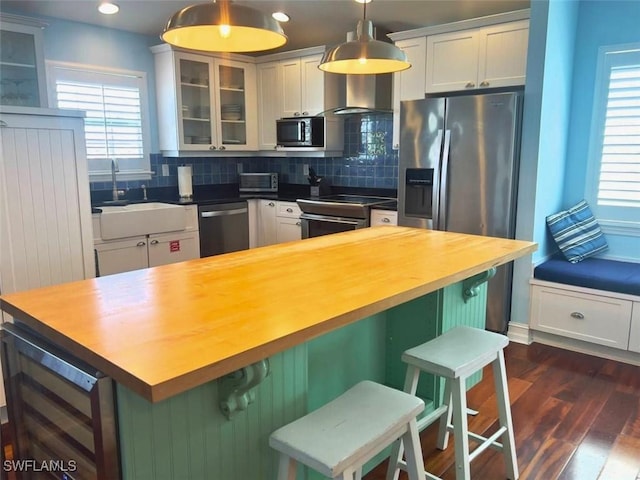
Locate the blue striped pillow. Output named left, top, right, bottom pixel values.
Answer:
left=546, top=200, right=608, bottom=263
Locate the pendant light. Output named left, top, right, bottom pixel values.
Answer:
left=162, top=1, right=287, bottom=53
left=318, top=0, right=410, bottom=75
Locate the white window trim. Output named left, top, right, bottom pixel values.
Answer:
left=45, top=60, right=153, bottom=182
left=584, top=42, right=640, bottom=234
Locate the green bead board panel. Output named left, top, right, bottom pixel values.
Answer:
left=117, top=345, right=307, bottom=480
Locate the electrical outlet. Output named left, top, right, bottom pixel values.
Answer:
left=303, top=164, right=309, bottom=176
left=237, top=163, right=243, bottom=174
left=161, top=164, right=169, bottom=176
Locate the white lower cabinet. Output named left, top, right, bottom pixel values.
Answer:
left=254, top=200, right=301, bottom=246
left=256, top=199, right=278, bottom=246
left=93, top=205, right=200, bottom=276
left=530, top=280, right=638, bottom=351
left=276, top=202, right=302, bottom=243
left=370, top=209, right=398, bottom=227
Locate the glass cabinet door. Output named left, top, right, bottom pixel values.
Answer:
left=0, top=24, right=45, bottom=107
left=178, top=57, right=216, bottom=150
left=215, top=60, right=252, bottom=150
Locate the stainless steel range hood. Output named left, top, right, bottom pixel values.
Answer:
left=331, top=73, right=392, bottom=115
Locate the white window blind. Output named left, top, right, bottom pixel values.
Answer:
left=587, top=44, right=640, bottom=228
left=47, top=62, right=152, bottom=181
left=598, top=64, right=640, bottom=208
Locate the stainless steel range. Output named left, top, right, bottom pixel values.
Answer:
left=297, top=194, right=395, bottom=239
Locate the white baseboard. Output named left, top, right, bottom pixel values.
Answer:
left=507, top=322, right=640, bottom=365
left=507, top=322, right=532, bottom=345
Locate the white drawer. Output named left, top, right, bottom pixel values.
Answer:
left=530, top=285, right=633, bottom=350
left=370, top=209, right=398, bottom=226
left=277, top=201, right=301, bottom=218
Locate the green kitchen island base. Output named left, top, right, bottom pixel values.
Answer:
left=117, top=280, right=488, bottom=480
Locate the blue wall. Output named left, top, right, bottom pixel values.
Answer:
left=564, top=0, right=640, bottom=262
left=511, top=0, right=579, bottom=325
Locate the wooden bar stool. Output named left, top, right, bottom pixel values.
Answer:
left=269, top=380, right=426, bottom=480
left=387, top=326, right=518, bottom=480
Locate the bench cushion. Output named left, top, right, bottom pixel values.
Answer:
left=534, top=257, right=640, bottom=296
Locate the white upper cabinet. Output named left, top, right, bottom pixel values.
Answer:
left=426, top=29, right=480, bottom=93
left=0, top=17, right=48, bottom=107
left=425, top=19, right=529, bottom=93
left=392, top=36, right=427, bottom=148
left=478, top=20, right=529, bottom=89
left=152, top=45, right=257, bottom=155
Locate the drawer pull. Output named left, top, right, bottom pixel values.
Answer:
left=570, top=311, right=585, bottom=320
left=382, top=217, right=391, bottom=223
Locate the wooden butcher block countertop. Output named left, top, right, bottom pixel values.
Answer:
left=0, top=227, right=536, bottom=402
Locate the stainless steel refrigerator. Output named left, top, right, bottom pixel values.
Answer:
left=398, top=92, right=523, bottom=333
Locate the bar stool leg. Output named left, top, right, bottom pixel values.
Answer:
left=402, top=418, right=426, bottom=480
left=277, top=453, right=297, bottom=480
left=436, top=379, right=453, bottom=450
left=386, top=365, right=421, bottom=480
left=493, top=350, right=519, bottom=480
left=451, top=377, right=471, bottom=480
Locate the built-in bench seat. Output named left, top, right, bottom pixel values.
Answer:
left=528, top=256, right=640, bottom=362
left=533, top=256, right=640, bottom=296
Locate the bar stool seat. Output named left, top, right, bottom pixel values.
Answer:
left=387, top=326, right=519, bottom=480
left=270, top=380, right=426, bottom=480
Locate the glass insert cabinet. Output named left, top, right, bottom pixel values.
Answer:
left=152, top=45, right=258, bottom=155
left=0, top=18, right=48, bottom=107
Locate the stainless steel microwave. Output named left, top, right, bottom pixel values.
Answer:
left=276, top=116, right=325, bottom=147
left=239, top=172, right=278, bottom=192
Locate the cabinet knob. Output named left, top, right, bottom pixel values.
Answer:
left=570, top=311, right=585, bottom=320
left=302, top=111, right=309, bottom=116
left=480, top=81, right=490, bottom=87
left=268, top=202, right=275, bottom=207
left=293, top=112, right=301, bottom=116
left=286, top=207, right=293, bottom=213
left=465, top=82, right=475, bottom=88
left=382, top=217, right=391, bottom=223
left=150, top=240, right=159, bottom=245
left=296, top=221, right=301, bottom=226
left=219, top=145, right=226, bottom=150
left=209, top=145, right=217, bottom=150
left=136, top=241, right=146, bottom=247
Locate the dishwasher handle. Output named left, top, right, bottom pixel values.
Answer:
left=200, top=207, right=248, bottom=218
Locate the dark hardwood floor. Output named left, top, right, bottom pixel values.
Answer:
left=2, top=342, right=639, bottom=479
left=365, top=341, right=640, bottom=480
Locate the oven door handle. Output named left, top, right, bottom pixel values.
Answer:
left=300, top=213, right=364, bottom=226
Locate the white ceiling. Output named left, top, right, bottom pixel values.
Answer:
left=1, top=0, right=530, bottom=53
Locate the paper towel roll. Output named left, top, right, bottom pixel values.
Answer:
left=178, top=165, right=193, bottom=198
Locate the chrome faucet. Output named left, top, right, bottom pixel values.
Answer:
left=111, top=159, right=119, bottom=201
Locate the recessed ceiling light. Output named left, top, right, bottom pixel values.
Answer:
left=272, top=12, right=290, bottom=22
left=355, top=0, right=372, bottom=3
left=98, top=2, right=119, bottom=14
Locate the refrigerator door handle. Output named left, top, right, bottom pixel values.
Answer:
left=438, top=129, right=452, bottom=231
left=431, top=129, right=444, bottom=230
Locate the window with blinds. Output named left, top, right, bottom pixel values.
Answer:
left=46, top=63, right=151, bottom=181
left=588, top=44, right=640, bottom=227
left=599, top=64, right=640, bottom=208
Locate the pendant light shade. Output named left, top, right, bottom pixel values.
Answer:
left=319, top=12, right=411, bottom=75
left=162, top=1, right=287, bottom=53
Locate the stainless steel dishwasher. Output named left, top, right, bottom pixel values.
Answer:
left=198, top=201, right=249, bottom=257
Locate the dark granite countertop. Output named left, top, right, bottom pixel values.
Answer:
left=91, top=184, right=398, bottom=211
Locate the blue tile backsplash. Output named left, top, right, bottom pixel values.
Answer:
left=90, top=113, right=398, bottom=192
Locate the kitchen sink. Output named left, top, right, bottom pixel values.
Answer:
left=99, top=202, right=186, bottom=240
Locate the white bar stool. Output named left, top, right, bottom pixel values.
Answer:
left=269, top=380, right=426, bottom=480
left=387, top=326, right=518, bottom=480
